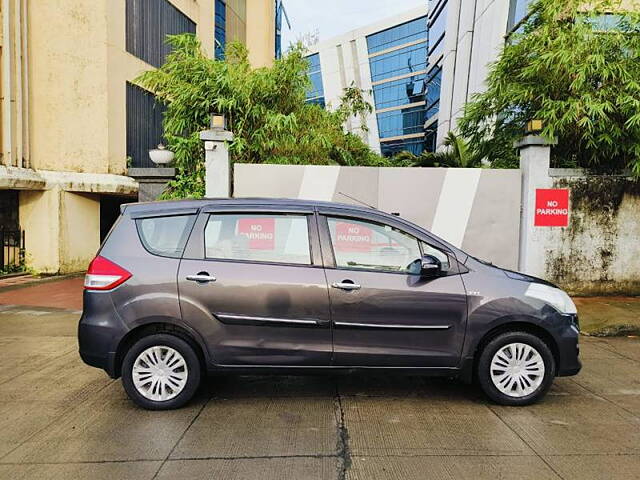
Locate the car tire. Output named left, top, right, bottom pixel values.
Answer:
left=477, top=331, right=555, bottom=406
left=121, top=333, right=201, bottom=410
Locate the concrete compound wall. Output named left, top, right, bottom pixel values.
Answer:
left=234, top=164, right=522, bottom=270
left=536, top=173, right=640, bottom=295
left=233, top=161, right=640, bottom=295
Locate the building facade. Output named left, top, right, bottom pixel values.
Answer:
left=305, top=7, right=430, bottom=157
left=428, top=0, right=640, bottom=150
left=0, top=0, right=280, bottom=274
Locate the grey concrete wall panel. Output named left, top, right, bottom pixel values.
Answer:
left=462, top=169, right=521, bottom=269
left=378, top=167, right=446, bottom=229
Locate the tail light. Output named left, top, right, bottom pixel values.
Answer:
left=84, top=256, right=132, bottom=291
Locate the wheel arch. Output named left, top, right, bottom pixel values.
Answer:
left=459, top=319, right=560, bottom=384
left=113, top=322, right=207, bottom=378
left=475, top=321, right=560, bottom=375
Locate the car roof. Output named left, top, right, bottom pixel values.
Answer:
left=123, top=197, right=381, bottom=214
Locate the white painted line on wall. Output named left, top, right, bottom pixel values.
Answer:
left=298, top=166, right=341, bottom=201
left=430, top=169, right=482, bottom=247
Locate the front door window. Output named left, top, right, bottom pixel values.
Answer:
left=327, top=217, right=422, bottom=273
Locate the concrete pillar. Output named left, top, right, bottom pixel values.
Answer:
left=19, top=189, right=100, bottom=273
left=201, top=127, right=233, bottom=198
left=128, top=168, right=176, bottom=202
left=516, top=135, right=556, bottom=274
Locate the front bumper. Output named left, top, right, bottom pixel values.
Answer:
left=554, top=313, right=582, bottom=376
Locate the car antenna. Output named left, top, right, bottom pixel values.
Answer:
left=336, top=191, right=400, bottom=216
left=337, top=191, right=377, bottom=209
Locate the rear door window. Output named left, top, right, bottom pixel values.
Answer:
left=136, top=214, right=196, bottom=258
left=205, top=214, right=311, bottom=265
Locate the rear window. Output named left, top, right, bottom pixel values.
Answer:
left=136, top=214, right=195, bottom=258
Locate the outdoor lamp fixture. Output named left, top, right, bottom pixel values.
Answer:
left=526, top=119, right=544, bottom=134
left=148, top=143, right=175, bottom=165
left=210, top=113, right=226, bottom=130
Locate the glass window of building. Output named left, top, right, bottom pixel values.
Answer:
left=367, top=15, right=428, bottom=157
left=369, top=42, right=428, bottom=82
left=372, top=74, right=426, bottom=110
left=425, top=122, right=438, bottom=152
left=305, top=54, right=325, bottom=108
left=428, top=1, right=448, bottom=57
left=126, top=0, right=196, bottom=68
left=215, top=0, right=226, bottom=59
left=377, top=105, right=427, bottom=139
left=580, top=13, right=636, bottom=31
left=425, top=65, right=442, bottom=120
left=275, top=1, right=291, bottom=59
left=367, top=16, right=428, bottom=54
left=380, top=137, right=426, bottom=157
left=126, top=82, right=166, bottom=168
left=507, top=0, right=534, bottom=33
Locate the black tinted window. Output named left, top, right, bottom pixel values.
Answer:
left=136, top=215, right=195, bottom=257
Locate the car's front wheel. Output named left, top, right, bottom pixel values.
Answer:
left=477, top=331, right=555, bottom=406
left=121, top=334, right=201, bottom=410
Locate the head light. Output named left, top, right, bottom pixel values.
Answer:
left=524, top=283, right=577, bottom=314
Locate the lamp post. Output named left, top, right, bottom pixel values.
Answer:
left=201, top=113, right=233, bottom=198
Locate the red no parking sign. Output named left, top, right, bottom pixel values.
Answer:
left=534, top=189, right=570, bottom=227
left=237, top=218, right=275, bottom=249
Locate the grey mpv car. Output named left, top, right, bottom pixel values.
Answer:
left=79, top=198, right=581, bottom=410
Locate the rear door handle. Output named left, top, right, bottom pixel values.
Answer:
left=331, top=282, right=361, bottom=291
left=186, top=274, right=217, bottom=283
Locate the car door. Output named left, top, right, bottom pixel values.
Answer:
left=178, top=206, right=332, bottom=366
left=318, top=209, right=468, bottom=367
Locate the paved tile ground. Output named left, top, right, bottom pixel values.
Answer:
left=0, top=305, right=639, bottom=479
left=0, top=277, right=84, bottom=311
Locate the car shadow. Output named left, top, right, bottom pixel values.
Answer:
left=199, top=373, right=485, bottom=403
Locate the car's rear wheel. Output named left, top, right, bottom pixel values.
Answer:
left=477, top=331, right=555, bottom=406
left=122, top=334, right=201, bottom=410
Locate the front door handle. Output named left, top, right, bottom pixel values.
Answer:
left=186, top=273, right=217, bottom=283
left=331, top=281, right=361, bottom=291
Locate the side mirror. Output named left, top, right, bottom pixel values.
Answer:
left=420, top=254, right=442, bottom=277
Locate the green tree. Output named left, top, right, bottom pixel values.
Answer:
left=458, top=0, right=640, bottom=175
left=135, top=35, right=387, bottom=198
left=397, top=132, right=481, bottom=168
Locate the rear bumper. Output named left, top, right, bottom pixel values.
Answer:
left=78, top=348, right=118, bottom=377
left=78, top=291, right=128, bottom=378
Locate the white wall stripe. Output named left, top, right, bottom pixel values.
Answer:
left=298, top=165, right=341, bottom=201
left=430, top=169, right=482, bottom=247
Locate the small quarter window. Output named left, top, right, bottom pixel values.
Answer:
left=205, top=214, right=311, bottom=265
left=421, top=241, right=450, bottom=272
left=136, top=215, right=195, bottom=258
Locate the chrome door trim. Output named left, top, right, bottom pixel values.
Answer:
left=334, top=322, right=450, bottom=330
left=216, top=313, right=326, bottom=327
